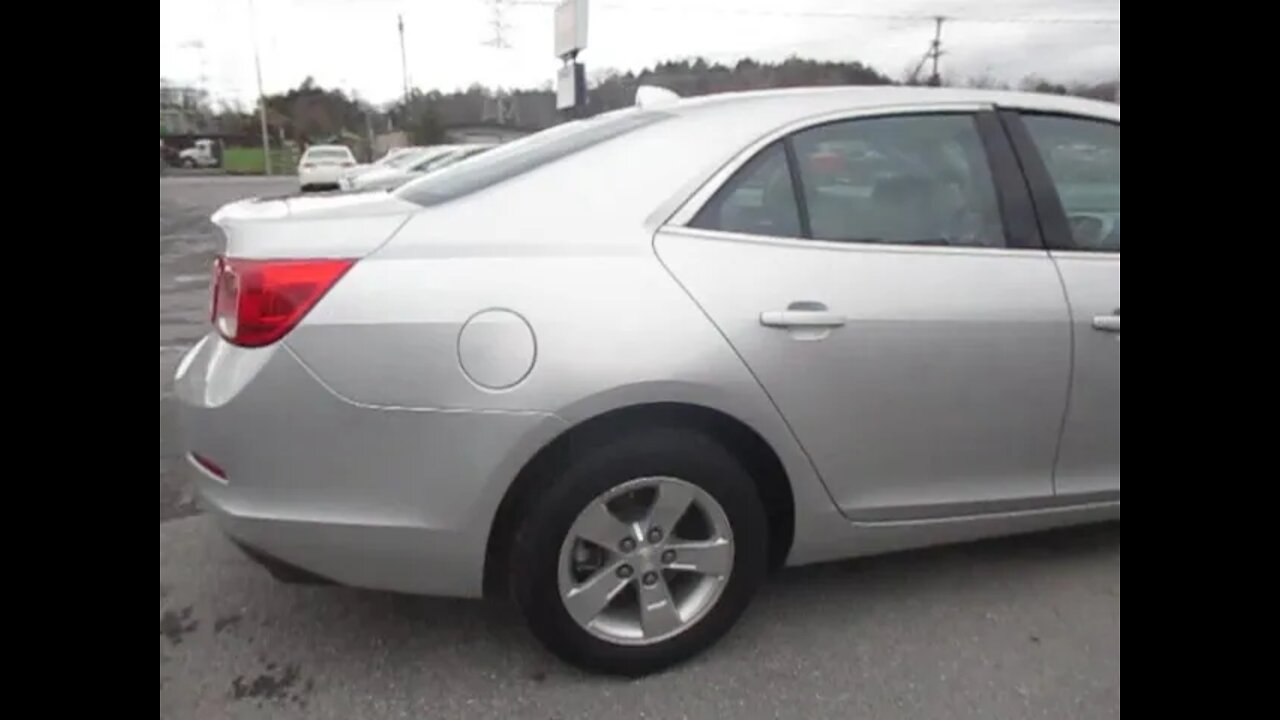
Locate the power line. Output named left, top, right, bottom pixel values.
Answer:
left=505, top=1, right=1120, bottom=25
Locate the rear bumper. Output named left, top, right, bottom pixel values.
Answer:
left=298, top=167, right=343, bottom=186
left=229, top=537, right=335, bottom=585
left=174, top=334, right=567, bottom=598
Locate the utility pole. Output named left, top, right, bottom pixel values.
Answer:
left=248, top=0, right=272, bottom=174
left=906, top=16, right=945, bottom=87
left=398, top=14, right=410, bottom=103
left=928, top=16, right=944, bottom=87
left=482, top=0, right=516, bottom=125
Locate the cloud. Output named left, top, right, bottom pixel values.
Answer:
left=159, top=0, right=1119, bottom=106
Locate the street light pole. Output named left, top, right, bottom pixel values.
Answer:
left=399, top=14, right=410, bottom=103
left=248, top=0, right=273, bottom=175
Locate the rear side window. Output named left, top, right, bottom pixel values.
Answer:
left=790, top=114, right=1006, bottom=248
left=396, top=110, right=672, bottom=207
left=690, top=142, right=801, bottom=238
left=1020, top=115, right=1120, bottom=252
left=689, top=113, right=1008, bottom=249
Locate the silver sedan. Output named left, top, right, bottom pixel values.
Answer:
left=175, top=85, right=1120, bottom=676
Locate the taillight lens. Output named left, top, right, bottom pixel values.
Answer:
left=210, top=256, right=355, bottom=347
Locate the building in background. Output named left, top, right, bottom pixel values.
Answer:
left=160, top=78, right=210, bottom=135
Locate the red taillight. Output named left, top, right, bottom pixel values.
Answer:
left=341, top=161, right=355, bottom=168
left=210, top=256, right=355, bottom=347
left=302, top=162, right=315, bottom=169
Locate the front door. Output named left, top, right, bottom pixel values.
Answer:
left=656, top=109, right=1072, bottom=521
left=1007, top=112, right=1121, bottom=498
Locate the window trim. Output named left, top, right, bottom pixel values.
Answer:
left=781, top=138, right=814, bottom=239
left=662, top=224, right=1044, bottom=260
left=974, top=110, right=1043, bottom=250
left=670, top=103, right=1036, bottom=252
left=997, top=110, right=1120, bottom=255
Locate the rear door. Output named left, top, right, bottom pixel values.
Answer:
left=1001, top=111, right=1121, bottom=499
left=655, top=107, right=1072, bottom=521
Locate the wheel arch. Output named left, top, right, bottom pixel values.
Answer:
left=483, top=401, right=796, bottom=598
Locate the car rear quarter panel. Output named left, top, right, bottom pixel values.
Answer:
left=283, top=111, right=855, bottom=564
left=286, top=225, right=849, bottom=559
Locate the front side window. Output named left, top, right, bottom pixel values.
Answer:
left=790, top=114, right=1006, bottom=248
left=1021, top=115, right=1120, bottom=252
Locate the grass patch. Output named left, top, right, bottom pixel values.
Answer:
left=223, top=147, right=298, bottom=175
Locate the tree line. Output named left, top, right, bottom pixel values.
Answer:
left=171, top=56, right=1119, bottom=149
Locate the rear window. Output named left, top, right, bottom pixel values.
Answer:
left=305, top=148, right=352, bottom=160
left=395, top=109, right=672, bottom=207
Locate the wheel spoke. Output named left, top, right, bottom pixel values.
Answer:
left=637, top=576, right=682, bottom=639
left=571, top=502, right=634, bottom=550
left=666, top=538, right=733, bottom=577
left=645, top=481, right=696, bottom=534
left=563, top=562, right=630, bottom=626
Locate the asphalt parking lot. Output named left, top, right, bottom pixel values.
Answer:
left=159, top=176, right=1120, bottom=719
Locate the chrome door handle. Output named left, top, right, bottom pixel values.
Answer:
left=760, top=310, right=847, bottom=328
left=1092, top=310, right=1120, bottom=332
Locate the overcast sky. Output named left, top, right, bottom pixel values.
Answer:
left=159, top=0, right=1120, bottom=108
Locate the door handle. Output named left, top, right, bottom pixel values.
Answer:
left=760, top=310, right=847, bottom=328
left=1092, top=309, right=1120, bottom=333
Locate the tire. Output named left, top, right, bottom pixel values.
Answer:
left=511, top=427, right=769, bottom=676
left=182, top=158, right=196, bottom=169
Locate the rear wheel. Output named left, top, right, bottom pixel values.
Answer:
left=511, top=428, right=768, bottom=676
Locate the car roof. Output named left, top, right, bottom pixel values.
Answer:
left=305, top=144, right=352, bottom=152
left=658, top=85, right=1118, bottom=121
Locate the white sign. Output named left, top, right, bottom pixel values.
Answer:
left=554, top=0, right=589, bottom=58
left=556, top=64, right=580, bottom=109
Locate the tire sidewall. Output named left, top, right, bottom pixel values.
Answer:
left=512, top=428, right=769, bottom=675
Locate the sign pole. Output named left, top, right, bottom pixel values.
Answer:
left=554, top=0, right=589, bottom=117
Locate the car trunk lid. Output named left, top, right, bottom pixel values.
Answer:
left=211, top=190, right=418, bottom=260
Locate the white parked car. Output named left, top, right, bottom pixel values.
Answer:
left=342, top=143, right=495, bottom=192
left=338, top=146, right=434, bottom=188
left=298, top=144, right=357, bottom=191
